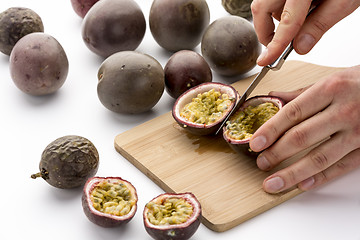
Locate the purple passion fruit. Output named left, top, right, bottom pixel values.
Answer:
left=0, top=7, right=44, bottom=55
left=201, top=16, right=261, bottom=77
left=70, top=0, right=100, bottom=18
left=172, top=82, right=238, bottom=135
left=82, top=0, right=146, bottom=58
left=97, top=51, right=165, bottom=114
left=9, top=32, right=69, bottom=96
left=149, top=0, right=210, bottom=52
left=222, top=0, right=253, bottom=19
left=82, top=177, right=138, bottom=227
left=143, top=192, right=201, bottom=240
left=31, top=135, right=99, bottom=189
left=165, top=50, right=212, bottom=99
left=223, top=95, right=285, bottom=156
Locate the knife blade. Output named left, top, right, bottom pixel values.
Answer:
left=215, top=42, right=294, bottom=135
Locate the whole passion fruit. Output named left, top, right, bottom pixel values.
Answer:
left=82, top=0, right=146, bottom=58
left=70, top=0, right=100, bottom=18
left=223, top=95, right=285, bottom=156
left=172, top=82, right=238, bottom=135
left=9, top=32, right=69, bottom=96
left=149, top=0, right=210, bottom=52
left=82, top=177, right=138, bottom=227
left=97, top=51, right=165, bottom=114
left=164, top=50, right=212, bottom=99
left=222, top=0, right=253, bottom=19
left=201, top=16, right=261, bottom=77
left=0, top=7, right=44, bottom=55
left=31, top=135, right=99, bottom=189
left=143, top=192, right=201, bottom=240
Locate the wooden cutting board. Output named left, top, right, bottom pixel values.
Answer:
left=114, top=61, right=343, bottom=232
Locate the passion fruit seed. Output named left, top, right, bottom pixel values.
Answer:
left=180, top=88, right=234, bottom=125
left=226, top=102, right=279, bottom=140
left=91, top=180, right=136, bottom=217
left=146, top=197, right=194, bottom=226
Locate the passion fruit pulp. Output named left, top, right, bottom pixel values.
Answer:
left=143, top=192, right=201, bottom=240
left=172, top=82, right=238, bottom=135
left=31, top=135, right=99, bottom=189
left=82, top=177, right=138, bottom=227
left=223, top=95, right=285, bottom=156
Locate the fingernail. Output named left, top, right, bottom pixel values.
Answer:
left=297, top=34, right=316, bottom=54
left=299, top=176, right=315, bottom=190
left=251, top=135, right=266, bottom=152
left=257, top=154, right=271, bottom=170
left=264, top=176, right=284, bottom=193
left=257, top=48, right=267, bottom=64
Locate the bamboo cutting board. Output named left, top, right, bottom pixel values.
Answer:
left=114, top=61, right=343, bottom=232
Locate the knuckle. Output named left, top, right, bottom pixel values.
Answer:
left=310, top=16, right=331, bottom=35
left=250, top=0, right=262, bottom=15
left=309, top=150, right=330, bottom=170
left=289, top=128, right=308, bottom=148
left=284, top=168, right=299, bottom=186
left=284, top=101, right=303, bottom=124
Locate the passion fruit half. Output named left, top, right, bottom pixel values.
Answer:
left=223, top=95, right=285, bottom=156
left=172, top=82, right=238, bottom=135
left=82, top=177, right=138, bottom=227
left=143, top=192, right=201, bottom=240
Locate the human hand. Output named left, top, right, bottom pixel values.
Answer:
left=249, top=65, right=360, bottom=193
left=251, top=0, right=360, bottom=66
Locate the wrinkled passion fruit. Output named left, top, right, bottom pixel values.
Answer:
left=172, top=82, right=238, bottom=135
left=31, top=135, right=99, bottom=189
left=143, top=192, right=201, bottom=240
left=223, top=95, right=285, bottom=156
left=222, top=0, right=253, bottom=19
left=164, top=50, right=212, bottom=99
left=82, top=177, right=138, bottom=227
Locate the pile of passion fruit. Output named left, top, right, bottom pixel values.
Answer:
left=1, top=0, right=279, bottom=238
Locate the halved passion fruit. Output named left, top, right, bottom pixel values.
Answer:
left=223, top=95, right=285, bottom=156
left=143, top=192, right=201, bottom=240
left=172, top=82, right=238, bottom=135
left=82, top=177, right=138, bottom=227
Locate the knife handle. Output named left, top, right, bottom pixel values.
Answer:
left=268, top=43, right=294, bottom=71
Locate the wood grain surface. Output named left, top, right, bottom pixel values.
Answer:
left=114, top=61, right=343, bottom=232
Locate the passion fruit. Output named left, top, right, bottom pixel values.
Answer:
left=164, top=50, right=212, bottom=99
left=201, top=16, right=261, bottom=77
left=222, top=0, right=253, bottom=19
left=223, top=95, right=285, bottom=156
left=0, top=7, right=44, bottom=55
left=172, top=82, right=238, bottom=135
left=97, top=51, right=165, bottom=114
left=143, top=192, right=201, bottom=240
left=31, top=135, right=99, bottom=189
left=149, top=0, right=210, bottom=52
left=82, top=177, right=138, bottom=227
left=70, top=0, right=100, bottom=18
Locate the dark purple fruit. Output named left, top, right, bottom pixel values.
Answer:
left=82, top=177, right=138, bottom=227
left=82, top=0, right=146, bottom=58
left=172, top=82, right=238, bottom=135
left=97, top=51, right=165, bottom=114
left=0, top=7, right=44, bottom=55
left=70, top=0, right=100, bottom=18
left=201, top=16, right=261, bottom=77
left=143, top=192, right=201, bottom=240
left=222, top=0, right=253, bottom=19
left=149, top=0, right=210, bottom=52
left=9, top=32, right=69, bottom=96
left=165, top=50, right=212, bottom=99
left=31, top=135, right=99, bottom=189
left=223, top=95, right=285, bottom=156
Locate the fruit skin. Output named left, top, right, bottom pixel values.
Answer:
left=149, top=0, right=210, bottom=52
left=31, top=135, right=99, bottom=189
left=221, top=0, right=253, bottom=19
left=223, top=95, right=285, bottom=156
left=82, top=0, right=146, bottom=58
left=82, top=177, right=138, bottom=228
left=201, top=16, right=261, bottom=77
left=172, top=82, right=238, bottom=136
left=143, top=192, right=201, bottom=240
left=97, top=51, right=165, bottom=114
left=165, top=50, right=212, bottom=99
left=70, top=0, right=100, bottom=18
left=9, top=32, right=69, bottom=96
left=0, top=7, right=44, bottom=55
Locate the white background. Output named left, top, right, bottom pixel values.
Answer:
left=1, top=1, right=360, bottom=239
